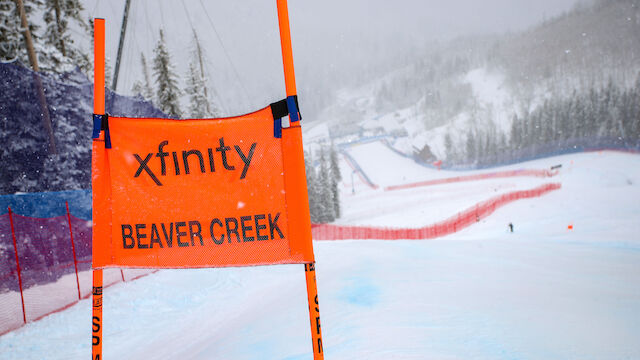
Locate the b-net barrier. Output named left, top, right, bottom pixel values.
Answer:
left=0, top=182, right=561, bottom=335
left=0, top=193, right=153, bottom=336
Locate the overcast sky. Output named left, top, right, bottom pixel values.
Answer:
left=85, top=0, right=583, bottom=115
left=292, top=0, right=582, bottom=41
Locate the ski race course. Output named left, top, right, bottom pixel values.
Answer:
left=1, top=142, right=639, bottom=359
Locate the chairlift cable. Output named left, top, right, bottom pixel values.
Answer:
left=90, top=0, right=101, bottom=20
left=197, top=0, right=252, bottom=105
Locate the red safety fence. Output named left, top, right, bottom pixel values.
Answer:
left=384, top=169, right=559, bottom=191
left=0, top=182, right=560, bottom=335
left=0, top=205, right=155, bottom=336
left=312, top=183, right=561, bottom=240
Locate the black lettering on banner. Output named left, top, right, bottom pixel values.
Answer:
left=122, top=224, right=134, bottom=249
left=172, top=152, right=180, bottom=175
left=133, top=153, right=162, bottom=186
left=135, top=140, right=259, bottom=185
left=269, top=213, right=284, bottom=239
left=120, top=214, right=286, bottom=250
left=136, top=224, right=148, bottom=248
left=156, top=140, right=169, bottom=175
left=240, top=216, right=254, bottom=242
left=182, top=150, right=205, bottom=175
left=225, top=217, right=240, bottom=243
left=209, top=218, right=224, bottom=245
left=94, top=355, right=100, bottom=360
left=176, top=222, right=188, bottom=247
left=207, top=148, right=215, bottom=172
left=149, top=224, right=163, bottom=248
left=216, top=137, right=235, bottom=170
left=189, top=220, right=204, bottom=246
left=234, top=142, right=257, bottom=179
left=92, top=286, right=103, bottom=296
left=161, top=223, right=174, bottom=247
left=254, top=214, right=268, bottom=241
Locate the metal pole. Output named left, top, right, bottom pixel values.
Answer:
left=15, top=0, right=38, bottom=72
left=111, top=0, right=131, bottom=91
left=16, top=0, right=57, bottom=154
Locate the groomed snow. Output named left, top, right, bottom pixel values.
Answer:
left=1, top=148, right=639, bottom=359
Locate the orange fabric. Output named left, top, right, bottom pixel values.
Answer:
left=282, top=126, right=313, bottom=259
left=92, top=107, right=313, bottom=268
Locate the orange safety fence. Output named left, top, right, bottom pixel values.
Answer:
left=384, top=169, right=559, bottom=192
left=312, top=183, right=561, bottom=240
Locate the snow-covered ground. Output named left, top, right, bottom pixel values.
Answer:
left=1, top=147, right=639, bottom=359
left=343, top=67, right=519, bottom=161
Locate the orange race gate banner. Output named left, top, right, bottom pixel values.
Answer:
left=92, top=3, right=324, bottom=357
left=91, top=103, right=314, bottom=269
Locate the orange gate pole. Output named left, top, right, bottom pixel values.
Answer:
left=305, top=262, right=324, bottom=357
left=92, top=17, right=105, bottom=360
left=276, top=1, right=324, bottom=358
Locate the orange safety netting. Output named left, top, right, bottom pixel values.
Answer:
left=312, top=183, right=562, bottom=240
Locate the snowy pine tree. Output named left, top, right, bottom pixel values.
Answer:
left=41, top=0, right=89, bottom=72
left=185, top=61, right=210, bottom=118
left=329, top=145, right=341, bottom=219
left=131, top=80, right=144, bottom=98
left=139, top=53, right=153, bottom=100
left=465, top=130, right=476, bottom=164
left=0, top=0, right=21, bottom=62
left=153, top=29, right=181, bottom=118
left=189, top=31, right=219, bottom=117
left=40, top=153, right=83, bottom=191
left=317, top=147, right=336, bottom=223
left=304, top=151, right=321, bottom=223
left=131, top=54, right=154, bottom=101
left=1, top=0, right=44, bottom=66
left=444, top=133, right=455, bottom=163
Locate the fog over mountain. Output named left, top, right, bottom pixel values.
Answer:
left=84, top=0, right=581, bottom=119
left=6, top=0, right=636, bottom=193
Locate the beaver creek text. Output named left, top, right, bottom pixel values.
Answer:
left=120, top=213, right=284, bottom=249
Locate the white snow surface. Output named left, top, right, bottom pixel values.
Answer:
left=1, top=147, right=639, bottom=359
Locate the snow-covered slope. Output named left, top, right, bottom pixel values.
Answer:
left=1, top=146, right=639, bottom=359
